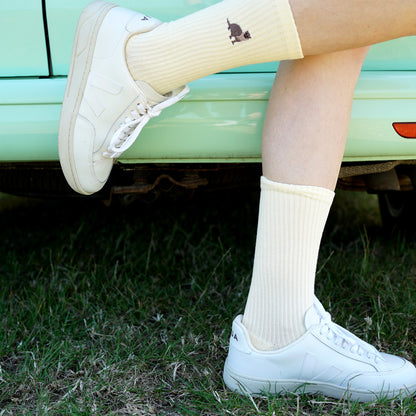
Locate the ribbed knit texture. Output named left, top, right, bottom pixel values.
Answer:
left=242, top=177, right=334, bottom=350
left=126, top=0, right=303, bottom=95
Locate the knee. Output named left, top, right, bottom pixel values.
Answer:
left=330, top=46, right=370, bottom=76
left=345, top=46, right=370, bottom=67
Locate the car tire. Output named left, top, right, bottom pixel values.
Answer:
left=378, top=191, right=416, bottom=234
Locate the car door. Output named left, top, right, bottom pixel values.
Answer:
left=0, top=0, right=59, bottom=165
left=0, top=0, right=48, bottom=77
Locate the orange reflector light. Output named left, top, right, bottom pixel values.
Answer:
left=393, top=122, right=416, bottom=139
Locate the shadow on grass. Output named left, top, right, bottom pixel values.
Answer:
left=0, top=189, right=415, bottom=415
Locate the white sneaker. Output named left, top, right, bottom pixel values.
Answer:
left=223, top=298, right=416, bottom=402
left=59, top=1, right=189, bottom=195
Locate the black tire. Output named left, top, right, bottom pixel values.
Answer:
left=378, top=191, right=416, bottom=233
left=0, top=163, right=107, bottom=198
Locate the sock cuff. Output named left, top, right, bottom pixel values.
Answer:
left=260, top=176, right=335, bottom=204
left=244, top=175, right=333, bottom=349
left=270, top=0, right=304, bottom=60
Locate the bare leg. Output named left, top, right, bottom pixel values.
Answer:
left=262, top=47, right=370, bottom=190
left=292, top=0, right=416, bottom=55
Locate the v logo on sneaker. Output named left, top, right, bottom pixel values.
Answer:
left=84, top=71, right=124, bottom=117
left=300, top=353, right=345, bottom=383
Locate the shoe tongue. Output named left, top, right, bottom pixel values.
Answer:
left=304, top=297, right=327, bottom=329
left=135, top=80, right=167, bottom=106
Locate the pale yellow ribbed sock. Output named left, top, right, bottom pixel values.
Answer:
left=126, top=0, right=303, bottom=95
left=242, top=177, right=334, bottom=350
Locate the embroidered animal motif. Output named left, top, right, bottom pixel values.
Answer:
left=227, top=18, right=251, bottom=45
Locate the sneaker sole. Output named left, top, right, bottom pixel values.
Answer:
left=223, top=361, right=416, bottom=402
left=58, top=0, right=116, bottom=194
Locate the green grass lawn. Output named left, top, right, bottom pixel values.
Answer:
left=0, top=188, right=415, bottom=415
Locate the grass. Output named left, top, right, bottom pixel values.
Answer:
left=0, top=187, right=415, bottom=415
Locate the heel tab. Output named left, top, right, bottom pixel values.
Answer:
left=229, top=315, right=252, bottom=354
left=125, top=12, right=162, bottom=34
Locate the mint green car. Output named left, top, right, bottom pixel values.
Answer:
left=2, top=1, right=416, bottom=226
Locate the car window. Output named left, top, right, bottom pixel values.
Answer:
left=0, top=0, right=49, bottom=77
left=45, top=0, right=218, bottom=76
left=45, top=0, right=416, bottom=76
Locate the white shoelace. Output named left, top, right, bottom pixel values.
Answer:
left=103, top=86, right=190, bottom=159
left=318, top=308, right=382, bottom=364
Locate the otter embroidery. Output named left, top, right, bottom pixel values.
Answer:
left=227, top=18, right=251, bottom=45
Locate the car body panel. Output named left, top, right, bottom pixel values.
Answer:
left=0, top=78, right=61, bottom=161
left=2, top=72, right=416, bottom=163
left=0, top=0, right=48, bottom=77
left=1, top=1, right=416, bottom=177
